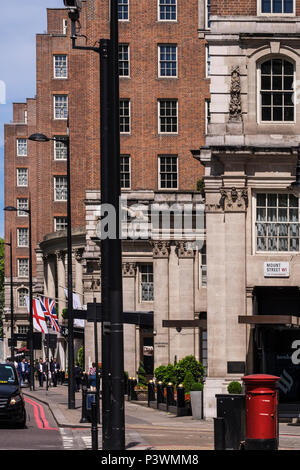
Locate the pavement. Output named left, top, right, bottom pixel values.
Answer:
left=22, top=383, right=300, bottom=451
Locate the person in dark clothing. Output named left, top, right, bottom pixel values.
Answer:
left=50, top=358, right=60, bottom=387
left=74, top=363, right=82, bottom=392
left=36, top=358, right=46, bottom=387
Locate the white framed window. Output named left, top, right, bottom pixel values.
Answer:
left=17, top=199, right=29, bottom=217
left=255, top=193, right=299, bottom=252
left=18, top=290, right=29, bottom=308
left=119, top=44, right=130, bottom=77
left=54, top=55, right=68, bottom=79
left=259, top=58, right=294, bottom=122
left=63, top=19, right=68, bottom=35
left=206, top=45, right=211, bottom=77
left=54, top=217, right=68, bottom=231
left=120, top=99, right=130, bottom=133
left=118, top=0, right=129, bottom=20
left=54, top=95, right=68, bottom=120
left=200, top=244, right=207, bottom=286
left=17, top=228, right=29, bottom=247
left=54, top=176, right=67, bottom=201
left=24, top=110, right=28, bottom=124
left=17, top=139, right=27, bottom=156
left=17, top=168, right=28, bottom=187
left=158, top=45, right=177, bottom=78
left=120, top=155, right=131, bottom=189
left=205, top=99, right=211, bottom=134
left=158, top=99, right=178, bottom=133
left=140, top=265, right=154, bottom=302
left=205, top=0, right=211, bottom=28
left=259, top=0, right=294, bottom=14
left=17, top=324, right=29, bottom=333
left=158, top=155, right=178, bottom=189
left=18, top=259, right=29, bottom=278
left=54, top=137, right=68, bottom=160
left=158, top=0, right=177, bottom=21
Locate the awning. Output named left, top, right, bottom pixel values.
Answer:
left=238, top=315, right=300, bottom=326
left=162, top=319, right=207, bottom=328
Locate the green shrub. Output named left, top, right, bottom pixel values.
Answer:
left=137, top=361, right=147, bottom=386
left=197, top=178, right=205, bottom=197
left=77, top=346, right=84, bottom=370
left=154, top=364, right=176, bottom=386
left=190, top=382, right=204, bottom=392
left=174, top=355, right=205, bottom=386
left=183, top=371, right=194, bottom=394
left=227, top=381, right=242, bottom=394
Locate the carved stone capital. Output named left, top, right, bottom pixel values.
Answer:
left=55, top=250, right=66, bottom=261
left=151, top=241, right=170, bottom=258
left=122, top=262, right=137, bottom=277
left=73, top=248, right=84, bottom=262
left=220, top=187, right=248, bottom=212
left=205, top=203, right=223, bottom=213
left=175, top=241, right=195, bottom=258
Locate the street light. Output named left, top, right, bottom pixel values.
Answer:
left=63, top=0, right=125, bottom=449
left=3, top=231, right=14, bottom=361
left=28, top=132, right=75, bottom=409
left=4, top=202, right=34, bottom=390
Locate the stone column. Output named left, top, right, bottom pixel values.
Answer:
left=176, top=241, right=195, bottom=360
left=122, top=262, right=137, bottom=377
left=46, top=255, right=56, bottom=300
left=74, top=249, right=84, bottom=305
left=204, top=184, right=248, bottom=418
left=152, top=241, right=170, bottom=368
left=56, top=251, right=66, bottom=317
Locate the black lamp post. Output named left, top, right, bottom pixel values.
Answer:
left=4, top=202, right=34, bottom=390
left=3, top=230, right=14, bottom=361
left=28, top=132, right=75, bottom=409
left=63, top=0, right=125, bottom=449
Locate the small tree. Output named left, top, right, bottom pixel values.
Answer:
left=174, top=355, right=205, bottom=386
left=137, top=361, right=147, bottom=386
left=77, top=345, right=84, bottom=370
left=183, top=371, right=194, bottom=394
left=154, top=364, right=176, bottom=386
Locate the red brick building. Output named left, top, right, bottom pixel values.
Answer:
left=4, top=1, right=208, bottom=379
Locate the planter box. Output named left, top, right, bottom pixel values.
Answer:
left=190, top=391, right=203, bottom=420
left=135, top=390, right=148, bottom=401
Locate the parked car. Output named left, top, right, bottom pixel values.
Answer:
left=0, top=362, right=26, bottom=428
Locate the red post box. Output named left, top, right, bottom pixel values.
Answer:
left=242, top=374, right=280, bottom=450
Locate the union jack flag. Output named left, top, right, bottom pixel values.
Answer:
left=39, top=296, right=60, bottom=333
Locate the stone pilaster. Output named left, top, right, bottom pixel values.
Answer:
left=56, top=251, right=66, bottom=317
left=122, top=262, right=137, bottom=377
left=152, top=241, right=170, bottom=368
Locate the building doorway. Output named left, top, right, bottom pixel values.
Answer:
left=140, top=328, right=154, bottom=379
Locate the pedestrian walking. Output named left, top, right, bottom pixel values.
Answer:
left=74, top=363, right=82, bottom=392
left=88, top=363, right=97, bottom=391
left=36, top=358, right=46, bottom=387
left=51, top=358, right=60, bottom=387
left=17, top=358, right=28, bottom=386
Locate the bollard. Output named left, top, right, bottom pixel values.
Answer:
left=127, top=378, right=132, bottom=401
left=157, top=381, right=164, bottom=408
left=130, top=378, right=138, bottom=401
left=148, top=380, right=155, bottom=406
left=167, top=383, right=175, bottom=410
left=177, top=384, right=185, bottom=409
left=214, top=417, right=226, bottom=450
left=80, top=387, right=89, bottom=423
left=242, top=374, right=280, bottom=451
left=91, top=401, right=98, bottom=450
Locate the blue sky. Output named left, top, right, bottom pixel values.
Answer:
left=0, top=0, right=63, bottom=238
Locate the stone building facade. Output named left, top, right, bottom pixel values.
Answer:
left=196, top=0, right=300, bottom=417
left=4, top=1, right=209, bottom=387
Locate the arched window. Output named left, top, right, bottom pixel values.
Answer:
left=260, top=58, right=294, bottom=122
left=18, top=288, right=28, bottom=308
